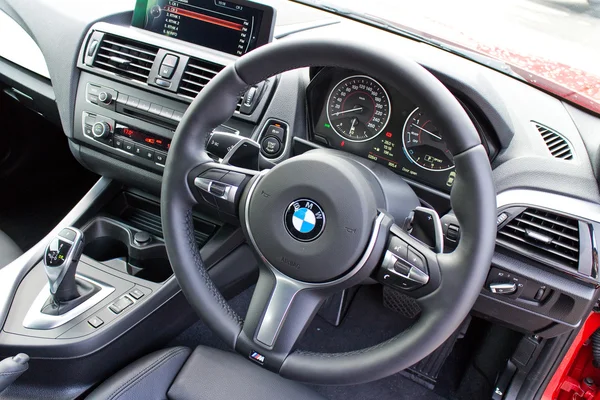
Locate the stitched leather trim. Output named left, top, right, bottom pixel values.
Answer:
left=106, top=348, right=188, bottom=400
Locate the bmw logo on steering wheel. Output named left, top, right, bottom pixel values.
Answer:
left=285, top=199, right=326, bottom=242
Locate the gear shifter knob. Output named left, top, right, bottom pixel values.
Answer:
left=43, top=228, right=84, bottom=302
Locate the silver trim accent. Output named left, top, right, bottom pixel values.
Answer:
left=22, top=275, right=115, bottom=330
left=221, top=137, right=260, bottom=166
left=496, top=189, right=600, bottom=225
left=489, top=282, right=517, bottom=295
left=243, top=171, right=387, bottom=347
left=413, top=206, right=444, bottom=253
left=193, top=178, right=238, bottom=203
left=0, top=177, right=113, bottom=329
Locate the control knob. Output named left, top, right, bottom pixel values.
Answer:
left=98, top=91, right=113, bottom=105
left=92, top=122, right=111, bottom=139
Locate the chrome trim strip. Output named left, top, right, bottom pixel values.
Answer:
left=496, top=189, right=600, bottom=224
left=413, top=206, right=444, bottom=253
left=0, top=177, right=113, bottom=329
left=22, top=275, right=115, bottom=330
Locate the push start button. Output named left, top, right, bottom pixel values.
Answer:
left=261, top=137, right=281, bottom=157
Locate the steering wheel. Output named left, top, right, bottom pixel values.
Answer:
left=161, top=37, right=496, bottom=385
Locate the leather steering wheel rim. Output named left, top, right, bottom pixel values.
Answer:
left=161, top=37, right=496, bottom=385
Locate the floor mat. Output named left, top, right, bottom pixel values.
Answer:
left=170, top=285, right=447, bottom=400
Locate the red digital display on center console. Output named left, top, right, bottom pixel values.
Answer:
left=116, top=125, right=171, bottom=152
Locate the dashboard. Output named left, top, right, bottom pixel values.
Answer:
left=2, top=0, right=600, bottom=345
left=307, top=68, right=497, bottom=193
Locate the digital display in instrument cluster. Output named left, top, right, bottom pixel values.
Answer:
left=310, top=71, right=458, bottom=193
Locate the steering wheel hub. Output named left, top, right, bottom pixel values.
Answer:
left=243, top=152, right=380, bottom=283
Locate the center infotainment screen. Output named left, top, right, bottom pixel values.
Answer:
left=132, top=0, right=275, bottom=56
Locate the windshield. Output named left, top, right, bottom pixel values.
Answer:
left=295, top=0, right=600, bottom=115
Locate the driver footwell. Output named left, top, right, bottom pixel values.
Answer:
left=169, top=284, right=495, bottom=400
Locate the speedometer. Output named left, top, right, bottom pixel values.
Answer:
left=326, top=76, right=391, bottom=142
left=402, top=108, right=454, bottom=171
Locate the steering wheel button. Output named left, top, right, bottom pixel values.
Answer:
left=209, top=182, right=227, bottom=197
left=388, top=236, right=409, bottom=259
left=393, top=259, right=411, bottom=276
left=408, top=247, right=427, bottom=271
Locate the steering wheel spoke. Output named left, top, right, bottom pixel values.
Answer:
left=236, top=266, right=327, bottom=372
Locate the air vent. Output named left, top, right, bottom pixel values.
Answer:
left=177, top=58, right=225, bottom=99
left=497, top=208, right=580, bottom=271
left=534, top=122, right=574, bottom=160
left=93, top=35, right=158, bottom=83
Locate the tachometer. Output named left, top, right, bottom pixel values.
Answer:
left=402, top=108, right=454, bottom=171
left=326, top=76, right=391, bottom=142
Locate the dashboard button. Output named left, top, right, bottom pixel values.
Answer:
left=123, top=140, right=135, bottom=154
left=172, top=111, right=184, bottom=122
left=129, top=289, right=145, bottom=300
left=159, top=107, right=174, bottom=119
left=87, top=316, right=103, bottom=328
left=87, top=84, right=100, bottom=96
left=126, top=96, right=140, bottom=108
left=149, top=103, right=162, bottom=115
left=261, top=137, right=281, bottom=156
left=265, top=124, right=285, bottom=141
left=133, top=145, right=144, bottom=157
left=84, top=114, right=96, bottom=126
left=142, top=148, right=155, bottom=161
left=116, top=93, right=128, bottom=105
left=155, top=78, right=171, bottom=88
left=137, top=99, right=151, bottom=112
left=84, top=125, right=94, bottom=137
left=162, top=54, right=179, bottom=68
left=155, top=152, right=167, bottom=164
left=114, top=136, right=124, bottom=149
left=159, top=65, right=175, bottom=79
left=87, top=94, right=98, bottom=104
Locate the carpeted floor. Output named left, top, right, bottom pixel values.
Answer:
left=169, top=285, right=451, bottom=400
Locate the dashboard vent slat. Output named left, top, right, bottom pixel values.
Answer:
left=92, top=34, right=157, bottom=84
left=177, top=57, right=225, bottom=99
left=497, top=208, right=580, bottom=271
left=178, top=57, right=244, bottom=112
left=533, top=122, right=574, bottom=160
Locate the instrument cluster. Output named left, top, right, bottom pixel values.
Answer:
left=307, top=68, right=492, bottom=193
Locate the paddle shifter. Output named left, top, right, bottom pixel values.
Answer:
left=41, top=228, right=95, bottom=315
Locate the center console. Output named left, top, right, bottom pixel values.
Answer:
left=0, top=2, right=283, bottom=396
left=73, top=0, right=280, bottom=183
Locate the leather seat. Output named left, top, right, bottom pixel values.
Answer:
left=86, top=346, right=325, bottom=400
left=0, top=230, right=22, bottom=269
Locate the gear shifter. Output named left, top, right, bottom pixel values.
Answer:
left=44, top=228, right=84, bottom=302
left=41, top=228, right=97, bottom=315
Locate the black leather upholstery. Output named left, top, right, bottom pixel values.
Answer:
left=87, top=346, right=325, bottom=400
left=0, top=230, right=22, bottom=269
left=87, top=347, right=191, bottom=400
